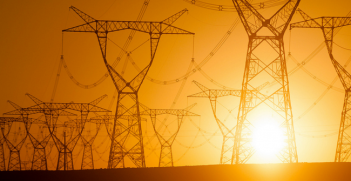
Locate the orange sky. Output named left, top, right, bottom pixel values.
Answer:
left=1, top=0, right=351, bottom=169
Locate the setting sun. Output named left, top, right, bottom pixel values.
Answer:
left=252, top=116, right=285, bottom=158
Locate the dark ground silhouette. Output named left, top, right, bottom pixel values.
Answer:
left=1, top=162, right=350, bottom=181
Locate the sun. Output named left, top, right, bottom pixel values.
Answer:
left=251, top=116, right=285, bottom=158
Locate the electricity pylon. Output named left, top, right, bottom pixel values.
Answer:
left=52, top=121, right=78, bottom=170
left=24, top=94, right=109, bottom=170
left=92, top=113, right=147, bottom=168
left=5, top=94, right=110, bottom=170
left=231, top=0, right=300, bottom=164
left=63, top=6, right=194, bottom=168
left=0, top=117, right=14, bottom=171
left=4, top=97, right=77, bottom=171
left=26, top=118, right=50, bottom=171
left=188, top=81, right=269, bottom=164
left=140, top=103, right=199, bottom=167
left=3, top=101, right=42, bottom=171
left=290, top=11, right=351, bottom=162
left=80, top=118, right=104, bottom=170
left=0, top=116, right=30, bottom=171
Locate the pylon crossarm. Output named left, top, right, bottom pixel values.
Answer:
left=66, top=103, right=110, bottom=113
left=187, top=91, right=210, bottom=98
left=232, top=0, right=264, bottom=35
left=69, top=6, right=96, bottom=24
left=143, top=109, right=199, bottom=117
left=7, top=101, right=22, bottom=110
left=268, top=0, right=301, bottom=34
left=63, top=20, right=194, bottom=35
left=89, top=94, right=108, bottom=106
left=25, top=93, right=44, bottom=105
left=296, top=9, right=320, bottom=23
left=162, top=9, right=188, bottom=25
left=291, top=17, right=351, bottom=29
left=62, top=22, right=96, bottom=32
left=192, top=81, right=209, bottom=92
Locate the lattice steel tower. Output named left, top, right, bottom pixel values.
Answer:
left=290, top=10, right=351, bottom=162
left=63, top=7, right=193, bottom=168
left=189, top=81, right=269, bottom=164
left=231, top=0, right=300, bottom=164
left=140, top=104, right=198, bottom=167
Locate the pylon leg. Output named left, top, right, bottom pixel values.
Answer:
left=335, top=92, right=351, bottom=162
left=32, top=148, right=47, bottom=170
left=81, top=144, right=94, bottom=170
left=8, top=151, right=21, bottom=171
left=57, top=152, right=74, bottom=170
left=108, top=93, right=145, bottom=168
left=220, top=136, right=234, bottom=164
left=0, top=143, right=5, bottom=171
left=159, top=146, right=173, bottom=167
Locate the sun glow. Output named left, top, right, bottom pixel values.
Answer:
left=251, top=116, right=285, bottom=157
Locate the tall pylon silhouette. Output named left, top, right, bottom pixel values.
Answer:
left=291, top=10, right=351, bottom=162
left=92, top=113, right=147, bottom=168
left=4, top=94, right=109, bottom=170
left=80, top=118, right=104, bottom=170
left=0, top=117, right=14, bottom=171
left=140, top=103, right=199, bottom=167
left=189, top=81, right=269, bottom=164
left=0, top=116, right=30, bottom=171
left=231, top=0, right=300, bottom=164
left=63, top=6, right=194, bottom=168
left=25, top=118, right=50, bottom=171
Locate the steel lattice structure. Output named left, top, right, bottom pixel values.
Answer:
left=140, top=104, right=198, bottom=167
left=0, top=116, right=30, bottom=171
left=188, top=81, right=269, bottom=164
left=231, top=0, right=300, bottom=164
left=4, top=94, right=109, bottom=170
left=92, top=113, right=147, bottom=168
left=290, top=10, right=351, bottom=162
left=80, top=118, right=104, bottom=170
left=63, top=6, right=194, bottom=168
left=26, top=118, right=50, bottom=171
left=0, top=117, right=14, bottom=171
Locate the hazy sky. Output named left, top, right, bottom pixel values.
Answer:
left=1, top=0, right=351, bottom=169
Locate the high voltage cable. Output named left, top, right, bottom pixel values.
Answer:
left=334, top=42, right=351, bottom=51
left=182, top=0, right=287, bottom=12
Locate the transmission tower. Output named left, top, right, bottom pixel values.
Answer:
left=26, top=117, right=50, bottom=171
left=188, top=81, right=269, bottom=164
left=63, top=6, right=194, bottom=168
left=0, top=117, right=14, bottom=171
left=52, top=121, right=78, bottom=170
left=290, top=11, right=351, bottom=162
left=231, top=0, right=300, bottom=164
left=4, top=98, right=77, bottom=171
left=80, top=118, right=104, bottom=170
left=5, top=94, right=110, bottom=170
left=0, top=116, right=30, bottom=171
left=140, top=103, right=198, bottom=167
left=92, top=113, right=147, bottom=168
